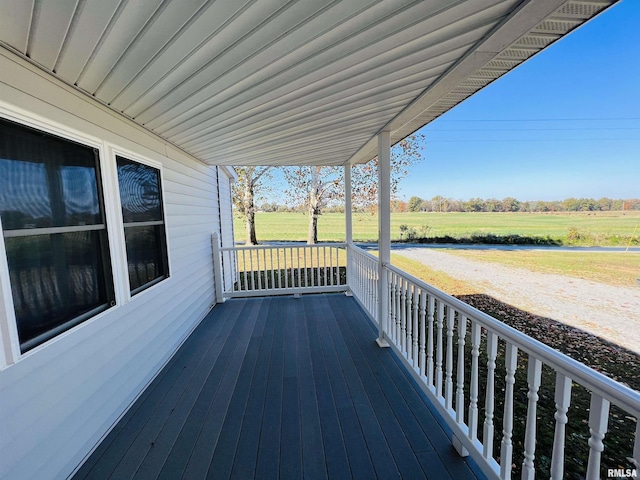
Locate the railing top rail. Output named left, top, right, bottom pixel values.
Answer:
left=346, top=243, right=379, bottom=263
left=384, top=261, right=640, bottom=416
left=221, top=242, right=347, bottom=252
left=347, top=243, right=378, bottom=262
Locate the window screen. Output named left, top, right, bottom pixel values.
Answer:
left=116, top=156, right=169, bottom=294
left=0, top=118, right=114, bottom=352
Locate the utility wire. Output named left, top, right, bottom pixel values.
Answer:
left=436, top=117, right=640, bottom=122
left=426, top=138, right=640, bottom=143
left=426, top=127, right=640, bottom=132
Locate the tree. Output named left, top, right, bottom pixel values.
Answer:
left=408, top=196, right=423, bottom=212
left=232, top=166, right=272, bottom=245
left=502, top=197, right=520, bottom=212
left=282, top=133, right=424, bottom=244
left=283, top=166, right=342, bottom=244
left=431, top=195, right=444, bottom=212
left=350, top=133, right=425, bottom=212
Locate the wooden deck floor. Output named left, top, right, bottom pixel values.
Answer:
left=73, top=294, right=483, bottom=479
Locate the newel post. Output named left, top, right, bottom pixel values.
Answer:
left=212, top=231, right=225, bottom=304
left=376, top=130, right=391, bottom=347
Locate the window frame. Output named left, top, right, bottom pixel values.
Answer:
left=110, top=147, right=171, bottom=299
left=0, top=110, right=121, bottom=361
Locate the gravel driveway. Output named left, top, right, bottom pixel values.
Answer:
left=395, top=247, right=640, bottom=355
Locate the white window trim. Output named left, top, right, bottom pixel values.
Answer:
left=106, top=144, right=172, bottom=303
left=0, top=104, right=120, bottom=363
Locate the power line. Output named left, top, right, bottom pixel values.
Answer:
left=426, top=138, right=640, bottom=143
left=426, top=127, right=640, bottom=132
left=436, top=117, right=640, bottom=122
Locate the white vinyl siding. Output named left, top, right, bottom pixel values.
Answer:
left=0, top=49, right=227, bottom=479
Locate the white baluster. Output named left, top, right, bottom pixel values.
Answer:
left=445, top=306, right=455, bottom=411
left=419, top=291, right=427, bottom=377
left=301, top=248, right=307, bottom=288
left=270, top=249, right=275, bottom=289
left=468, top=322, right=481, bottom=442
left=284, top=248, right=290, bottom=289
left=242, top=250, right=248, bottom=290
left=427, top=295, right=435, bottom=388
left=277, top=248, right=281, bottom=288
left=407, top=285, right=413, bottom=356
left=522, top=356, right=542, bottom=480
left=395, top=276, right=401, bottom=344
left=412, top=287, right=419, bottom=369
left=249, top=249, right=255, bottom=290
left=456, top=315, right=467, bottom=424
left=500, top=342, right=518, bottom=480
left=389, top=274, right=396, bottom=343
left=483, top=332, right=498, bottom=460
left=256, top=249, right=263, bottom=290
left=550, top=373, right=572, bottom=480
left=586, top=394, right=610, bottom=480
left=436, top=301, right=444, bottom=398
left=323, top=246, right=328, bottom=286
left=400, top=279, right=407, bottom=354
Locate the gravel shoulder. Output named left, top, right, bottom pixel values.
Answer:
left=395, top=247, right=640, bottom=355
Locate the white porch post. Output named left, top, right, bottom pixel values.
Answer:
left=376, top=130, right=391, bottom=347
left=344, top=164, right=352, bottom=245
left=345, top=164, right=353, bottom=292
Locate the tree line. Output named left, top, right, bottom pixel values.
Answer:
left=404, top=196, right=640, bottom=213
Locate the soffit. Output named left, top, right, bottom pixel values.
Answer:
left=0, top=0, right=617, bottom=166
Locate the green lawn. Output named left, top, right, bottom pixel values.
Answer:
left=234, top=211, right=640, bottom=245
left=443, top=249, right=639, bottom=287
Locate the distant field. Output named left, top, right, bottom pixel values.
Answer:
left=442, top=249, right=639, bottom=287
left=233, top=211, right=640, bottom=245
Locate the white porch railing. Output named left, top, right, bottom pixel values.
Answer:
left=214, top=238, right=347, bottom=298
left=212, top=237, right=640, bottom=480
left=380, top=257, right=640, bottom=480
left=346, top=243, right=379, bottom=323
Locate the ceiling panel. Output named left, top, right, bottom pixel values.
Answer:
left=0, top=0, right=618, bottom=166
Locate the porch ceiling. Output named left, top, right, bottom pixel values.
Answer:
left=0, top=0, right=616, bottom=166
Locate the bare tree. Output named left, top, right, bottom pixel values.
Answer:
left=281, top=133, right=424, bottom=244
left=351, top=133, right=424, bottom=212
left=283, top=166, right=341, bottom=244
left=232, top=166, right=272, bottom=245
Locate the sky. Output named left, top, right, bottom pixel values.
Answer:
left=261, top=0, right=639, bottom=205
left=401, top=0, right=640, bottom=202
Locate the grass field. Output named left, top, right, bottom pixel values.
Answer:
left=234, top=211, right=640, bottom=245
left=443, top=249, right=639, bottom=287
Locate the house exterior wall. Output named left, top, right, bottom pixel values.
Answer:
left=0, top=49, right=229, bottom=479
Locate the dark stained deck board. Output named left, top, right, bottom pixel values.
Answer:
left=327, top=294, right=478, bottom=479
left=74, top=294, right=483, bottom=480
left=73, top=299, right=248, bottom=480
left=229, top=299, right=278, bottom=479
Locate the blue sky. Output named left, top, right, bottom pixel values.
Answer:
left=400, top=0, right=640, bottom=202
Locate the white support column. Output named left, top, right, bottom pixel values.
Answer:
left=345, top=164, right=354, bottom=295
left=376, top=130, right=391, bottom=347
left=345, top=164, right=352, bottom=245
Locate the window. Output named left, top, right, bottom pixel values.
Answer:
left=116, top=156, right=168, bottom=294
left=0, top=118, right=114, bottom=352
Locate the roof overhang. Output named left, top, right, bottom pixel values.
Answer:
left=0, top=0, right=618, bottom=166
